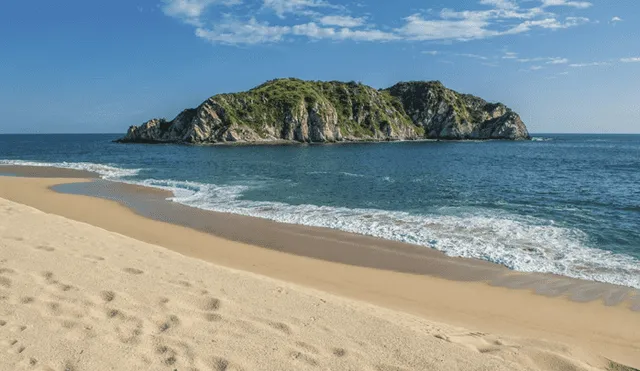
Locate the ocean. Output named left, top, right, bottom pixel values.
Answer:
left=1, top=134, right=639, bottom=288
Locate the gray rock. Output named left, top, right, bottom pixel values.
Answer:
left=118, top=79, right=530, bottom=144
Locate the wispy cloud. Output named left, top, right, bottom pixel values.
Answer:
left=161, top=0, right=241, bottom=26
left=620, top=57, right=640, bottom=63
left=610, top=16, right=623, bottom=22
left=540, top=0, right=592, bottom=9
left=569, top=62, right=611, bottom=67
left=456, top=53, right=489, bottom=60
left=262, top=0, right=339, bottom=18
left=547, top=57, right=569, bottom=64
left=511, top=56, right=569, bottom=64
left=504, top=16, right=589, bottom=34
left=422, top=50, right=440, bottom=55
left=319, top=15, right=365, bottom=27
left=545, top=70, right=570, bottom=79
left=161, top=0, right=594, bottom=45
left=292, top=22, right=398, bottom=41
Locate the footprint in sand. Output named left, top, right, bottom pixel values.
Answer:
left=39, top=271, right=76, bottom=293
left=82, top=254, right=105, bottom=262
left=20, top=296, right=35, bottom=304
left=10, top=325, right=27, bottom=333
left=100, top=291, right=116, bottom=303
left=105, top=309, right=144, bottom=345
left=156, top=315, right=180, bottom=333
left=209, top=356, right=246, bottom=371
left=203, top=313, right=222, bottom=322
left=0, top=276, right=12, bottom=288
left=155, top=344, right=179, bottom=367
left=25, top=357, right=38, bottom=367
left=289, top=350, right=318, bottom=367
left=295, top=341, right=319, bottom=355
left=34, top=245, right=55, bottom=252
left=266, top=321, right=292, bottom=335
left=332, top=347, right=347, bottom=357
left=4, top=236, right=24, bottom=242
left=376, top=365, right=410, bottom=371
left=201, top=297, right=221, bottom=311
left=122, top=268, right=144, bottom=275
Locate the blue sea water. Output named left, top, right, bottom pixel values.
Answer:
left=1, top=134, right=639, bottom=288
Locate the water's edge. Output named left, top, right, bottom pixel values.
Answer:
left=1, top=154, right=639, bottom=290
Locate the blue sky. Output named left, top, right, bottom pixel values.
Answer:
left=0, top=0, right=638, bottom=134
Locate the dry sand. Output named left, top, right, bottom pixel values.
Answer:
left=0, top=175, right=638, bottom=370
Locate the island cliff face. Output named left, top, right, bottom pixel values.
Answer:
left=119, top=79, right=529, bottom=144
left=384, top=82, right=529, bottom=140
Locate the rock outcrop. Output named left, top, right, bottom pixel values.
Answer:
left=384, top=81, right=529, bottom=140
left=118, top=78, right=529, bottom=144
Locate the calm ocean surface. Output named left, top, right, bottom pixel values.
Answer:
left=1, top=134, right=639, bottom=288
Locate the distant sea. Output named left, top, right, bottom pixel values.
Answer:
left=1, top=134, right=639, bottom=288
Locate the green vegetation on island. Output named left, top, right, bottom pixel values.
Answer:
left=119, top=78, right=530, bottom=144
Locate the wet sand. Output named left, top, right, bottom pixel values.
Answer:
left=0, top=168, right=639, bottom=368
left=53, top=179, right=640, bottom=306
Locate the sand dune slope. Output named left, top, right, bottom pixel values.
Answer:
left=0, top=198, right=616, bottom=370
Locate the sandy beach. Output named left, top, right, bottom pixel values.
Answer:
left=0, top=172, right=638, bottom=370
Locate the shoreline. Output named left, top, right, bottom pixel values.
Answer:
left=114, top=136, right=527, bottom=146
left=51, top=178, right=638, bottom=303
left=0, top=168, right=639, bottom=367
left=4, top=165, right=638, bottom=300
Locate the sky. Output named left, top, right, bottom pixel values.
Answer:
left=0, top=0, right=638, bottom=134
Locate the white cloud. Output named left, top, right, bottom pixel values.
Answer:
left=530, top=65, right=543, bottom=70
left=507, top=55, right=568, bottom=64
left=540, top=0, right=592, bottom=9
left=422, top=50, right=440, bottom=55
left=196, top=18, right=396, bottom=44
left=397, top=14, right=497, bottom=41
left=334, top=28, right=399, bottom=41
left=162, top=0, right=593, bottom=45
left=479, top=0, right=519, bottom=10
left=292, top=22, right=397, bottom=41
left=195, top=17, right=290, bottom=44
left=569, top=62, right=610, bottom=67
left=620, top=57, right=640, bottom=63
left=547, top=57, right=569, bottom=64
left=516, top=57, right=547, bottom=62
left=611, top=16, right=623, bottom=22
left=502, top=51, right=519, bottom=59
left=162, top=0, right=240, bottom=26
left=319, top=15, right=365, bottom=27
left=262, top=0, right=338, bottom=18
left=456, top=53, right=489, bottom=60
left=504, top=16, right=589, bottom=34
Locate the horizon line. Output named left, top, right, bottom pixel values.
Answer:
left=1, top=132, right=640, bottom=136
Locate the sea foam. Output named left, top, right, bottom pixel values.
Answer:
left=130, top=176, right=640, bottom=289
left=0, top=159, right=140, bottom=179
left=2, top=159, right=639, bottom=289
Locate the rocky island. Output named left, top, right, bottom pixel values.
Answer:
left=118, top=79, right=530, bottom=144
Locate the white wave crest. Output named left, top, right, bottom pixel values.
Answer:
left=128, top=178, right=640, bottom=289
left=0, top=160, right=140, bottom=179
left=3, top=158, right=638, bottom=288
